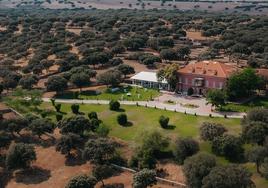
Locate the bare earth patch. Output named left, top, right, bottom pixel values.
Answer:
left=0, top=26, right=7, bottom=31
left=6, top=146, right=91, bottom=188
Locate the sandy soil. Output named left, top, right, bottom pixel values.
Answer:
left=6, top=146, right=91, bottom=188
left=157, top=162, right=186, bottom=183
left=190, top=47, right=209, bottom=59
left=5, top=138, right=185, bottom=188
left=0, top=26, right=7, bottom=31
left=1, top=0, right=267, bottom=15
left=66, top=28, right=82, bottom=35
left=14, top=24, right=23, bottom=35
left=186, top=31, right=208, bottom=41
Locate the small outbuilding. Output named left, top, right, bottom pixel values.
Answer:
left=130, top=71, right=170, bottom=90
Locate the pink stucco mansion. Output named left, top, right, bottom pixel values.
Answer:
left=177, top=61, right=238, bottom=95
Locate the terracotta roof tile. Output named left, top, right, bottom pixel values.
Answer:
left=256, top=69, right=268, bottom=79
left=178, top=61, right=237, bottom=78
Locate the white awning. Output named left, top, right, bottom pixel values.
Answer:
left=130, top=71, right=168, bottom=84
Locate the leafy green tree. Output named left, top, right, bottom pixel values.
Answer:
left=6, top=143, right=36, bottom=170
left=160, top=48, right=177, bottom=61
left=241, top=108, right=268, bottom=145
left=70, top=73, right=90, bottom=91
left=109, top=100, right=120, bottom=111
left=56, top=113, right=63, bottom=121
left=131, top=131, right=169, bottom=169
left=183, top=153, right=216, bottom=188
left=157, top=63, right=179, bottom=90
left=71, top=104, right=80, bottom=114
left=212, top=134, right=244, bottom=162
left=200, top=122, right=227, bottom=141
left=116, top=64, right=135, bottom=78
left=202, top=165, right=255, bottom=188
left=109, top=58, right=123, bottom=66
left=88, top=111, right=98, bottom=120
left=19, top=75, right=39, bottom=90
left=262, top=158, right=268, bottom=180
left=243, top=108, right=268, bottom=125
left=158, top=115, right=169, bottom=128
left=83, top=137, right=116, bottom=164
left=231, top=43, right=250, bottom=55
left=29, top=118, right=55, bottom=138
left=55, top=104, right=62, bottom=112
left=69, top=66, right=96, bottom=78
left=46, top=75, right=68, bottom=93
left=246, top=146, right=268, bottom=174
left=206, top=89, right=226, bottom=110
left=141, top=131, right=169, bottom=156
left=65, top=175, right=97, bottom=188
left=3, top=118, right=28, bottom=136
left=132, top=169, right=157, bottom=188
left=226, top=68, right=265, bottom=100
left=242, top=121, right=266, bottom=145
left=97, top=70, right=122, bottom=87
left=0, top=83, right=4, bottom=95
left=56, top=133, right=83, bottom=157
left=111, top=45, right=125, bottom=56
left=92, top=164, right=115, bottom=186
left=59, top=116, right=92, bottom=135
left=123, top=37, right=146, bottom=50
left=2, top=72, right=21, bottom=90
left=177, top=46, right=191, bottom=60
left=96, top=124, right=110, bottom=137
left=117, top=113, right=128, bottom=126
left=0, top=131, right=12, bottom=148
left=174, top=137, right=199, bottom=164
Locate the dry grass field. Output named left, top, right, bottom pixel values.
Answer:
left=0, top=0, right=267, bottom=14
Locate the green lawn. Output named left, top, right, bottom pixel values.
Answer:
left=222, top=96, right=268, bottom=112
left=56, top=85, right=160, bottom=101
left=2, top=98, right=267, bottom=188
left=40, top=103, right=268, bottom=187
left=41, top=103, right=241, bottom=142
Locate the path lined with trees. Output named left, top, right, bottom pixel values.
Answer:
left=42, top=97, right=245, bottom=118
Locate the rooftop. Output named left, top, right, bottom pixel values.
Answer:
left=256, top=69, right=268, bottom=80
left=130, top=71, right=167, bottom=84
left=178, top=61, right=238, bottom=78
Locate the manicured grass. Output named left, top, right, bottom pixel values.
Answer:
left=10, top=102, right=268, bottom=188
left=41, top=103, right=241, bottom=141
left=222, top=96, right=268, bottom=112
left=56, top=85, right=160, bottom=101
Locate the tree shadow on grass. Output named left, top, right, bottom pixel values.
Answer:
left=59, top=111, right=67, bottom=115
left=121, top=121, right=133, bottom=127
left=14, top=166, right=51, bottom=184
left=116, top=108, right=125, bottom=112
left=165, top=124, right=176, bottom=130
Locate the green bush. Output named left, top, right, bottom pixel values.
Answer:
left=71, top=104, right=80, bottom=114
left=88, top=111, right=98, bottom=120
left=56, top=113, right=63, bottom=122
left=159, top=115, right=169, bottom=128
left=109, top=100, right=120, bottom=111
left=117, top=113, right=128, bottom=126
left=55, top=103, right=61, bottom=112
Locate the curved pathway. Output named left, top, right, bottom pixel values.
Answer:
left=42, top=97, right=245, bottom=119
